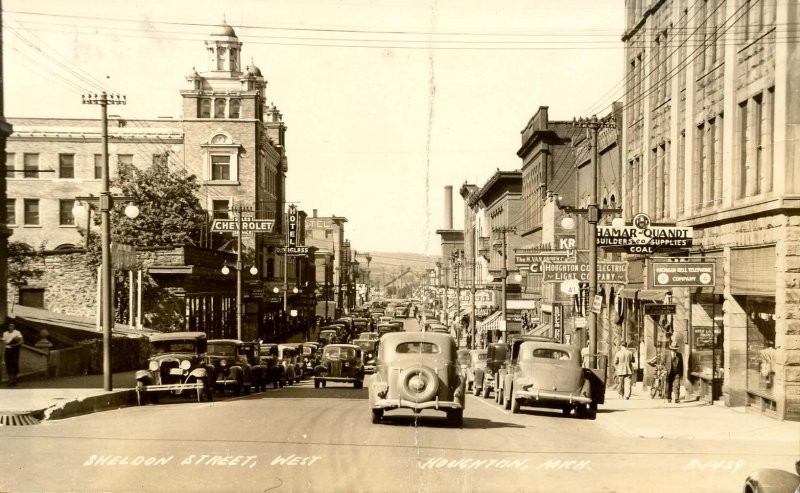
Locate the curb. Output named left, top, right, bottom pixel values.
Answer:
left=42, top=390, right=137, bottom=421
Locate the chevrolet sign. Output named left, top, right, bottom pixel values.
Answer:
left=211, top=219, right=274, bottom=233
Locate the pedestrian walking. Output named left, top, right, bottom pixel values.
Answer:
left=3, top=323, right=24, bottom=386
left=614, top=341, right=635, bottom=399
left=664, top=341, right=684, bottom=403
left=581, top=340, right=591, bottom=367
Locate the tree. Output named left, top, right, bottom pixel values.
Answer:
left=79, top=155, right=208, bottom=329
left=7, top=240, right=45, bottom=289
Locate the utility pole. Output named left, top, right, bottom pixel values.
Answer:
left=572, top=114, right=616, bottom=357
left=83, top=92, right=126, bottom=391
left=471, top=245, right=477, bottom=349
left=493, top=226, right=515, bottom=343
left=0, top=1, right=12, bottom=332
left=236, top=205, right=243, bottom=340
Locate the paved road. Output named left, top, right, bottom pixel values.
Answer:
left=0, top=318, right=795, bottom=493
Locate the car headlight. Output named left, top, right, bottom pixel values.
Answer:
left=220, top=359, right=227, bottom=367
left=149, top=360, right=159, bottom=372
left=180, top=360, right=191, bottom=370
left=344, top=362, right=350, bottom=367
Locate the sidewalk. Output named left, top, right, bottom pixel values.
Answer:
left=599, top=383, right=800, bottom=442
left=0, top=371, right=137, bottom=424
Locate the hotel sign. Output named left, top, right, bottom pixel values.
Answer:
left=597, top=213, right=692, bottom=254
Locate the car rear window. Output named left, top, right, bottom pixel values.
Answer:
left=324, top=347, right=357, bottom=359
left=152, top=340, right=196, bottom=354
left=208, top=343, right=237, bottom=356
left=395, top=342, right=440, bottom=354
left=532, top=348, right=571, bottom=360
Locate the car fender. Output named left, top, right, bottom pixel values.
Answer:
left=189, top=367, right=208, bottom=380
left=228, top=366, right=243, bottom=380
left=135, top=370, right=152, bottom=383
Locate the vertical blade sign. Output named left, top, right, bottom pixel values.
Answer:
left=288, top=206, right=298, bottom=247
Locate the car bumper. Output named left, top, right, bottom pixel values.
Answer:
left=215, top=379, right=239, bottom=386
left=137, top=382, right=204, bottom=393
left=315, top=376, right=359, bottom=383
left=514, top=388, right=592, bottom=405
left=372, top=398, right=463, bottom=412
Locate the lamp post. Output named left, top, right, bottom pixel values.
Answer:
left=222, top=263, right=258, bottom=340
left=273, top=285, right=299, bottom=340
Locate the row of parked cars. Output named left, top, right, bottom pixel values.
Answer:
left=457, top=336, right=607, bottom=419
left=134, top=332, right=324, bottom=404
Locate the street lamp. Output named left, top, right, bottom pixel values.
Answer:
left=222, top=263, right=259, bottom=340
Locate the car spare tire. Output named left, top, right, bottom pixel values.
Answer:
left=398, top=366, right=439, bottom=402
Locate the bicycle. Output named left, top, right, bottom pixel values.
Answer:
left=650, top=364, right=667, bottom=399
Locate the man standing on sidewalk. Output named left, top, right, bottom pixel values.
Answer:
left=2, top=323, right=24, bottom=386
left=664, top=341, right=684, bottom=403
left=614, top=341, right=635, bottom=399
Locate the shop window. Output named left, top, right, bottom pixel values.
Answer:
left=742, top=296, right=776, bottom=397
left=212, top=199, right=230, bottom=219
left=690, top=295, right=724, bottom=380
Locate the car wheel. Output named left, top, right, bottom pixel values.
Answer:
left=149, top=392, right=160, bottom=405
left=503, top=388, right=512, bottom=410
left=482, top=385, right=491, bottom=399
left=398, top=366, right=439, bottom=402
left=204, top=380, right=214, bottom=402
left=243, top=380, right=251, bottom=395
left=473, top=384, right=481, bottom=396
left=576, top=404, right=589, bottom=419
left=446, top=409, right=463, bottom=428
left=354, top=380, right=363, bottom=389
left=371, top=409, right=383, bottom=424
left=495, top=387, right=502, bottom=405
left=234, top=379, right=243, bottom=396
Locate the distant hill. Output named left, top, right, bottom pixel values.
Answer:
left=364, top=252, right=441, bottom=287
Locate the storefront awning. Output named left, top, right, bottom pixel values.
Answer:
left=477, top=310, right=501, bottom=331
left=619, top=288, right=638, bottom=299
left=691, top=304, right=714, bottom=327
left=527, top=323, right=551, bottom=337
left=637, top=289, right=670, bottom=302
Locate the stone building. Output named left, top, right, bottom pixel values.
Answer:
left=622, top=0, right=799, bottom=419
left=5, top=21, right=292, bottom=339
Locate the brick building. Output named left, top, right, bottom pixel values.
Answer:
left=622, top=0, right=799, bottom=419
left=5, top=21, right=292, bottom=339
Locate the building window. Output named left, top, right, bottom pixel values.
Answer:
left=200, top=99, right=211, bottom=118
left=94, top=154, right=103, bottom=179
left=737, top=89, right=773, bottom=199
left=230, top=49, right=238, bottom=71
left=214, top=99, right=226, bottom=119
left=153, top=153, right=168, bottom=167
left=217, top=47, right=226, bottom=71
left=23, top=153, right=38, bottom=179
left=24, top=199, right=39, bottom=225
left=212, top=199, right=230, bottom=219
left=6, top=199, right=15, bottom=225
left=677, top=131, right=686, bottom=215
left=59, top=199, right=75, bottom=226
left=211, top=155, right=231, bottom=180
left=229, top=99, right=240, bottom=119
left=19, top=288, right=45, bottom=308
left=5, top=153, right=14, bottom=178
left=59, top=154, right=75, bottom=179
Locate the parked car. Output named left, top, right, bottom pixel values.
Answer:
left=299, top=343, right=319, bottom=378
left=503, top=340, right=606, bottom=418
left=352, top=317, right=371, bottom=334
left=389, top=320, right=405, bottom=332
left=207, top=339, right=253, bottom=396
left=314, top=344, right=364, bottom=389
left=259, top=343, right=284, bottom=388
left=466, top=349, right=488, bottom=395
left=744, top=460, right=800, bottom=493
left=318, top=329, right=340, bottom=347
left=479, top=342, right=508, bottom=399
left=278, top=344, right=301, bottom=385
left=395, top=305, right=410, bottom=318
left=242, top=341, right=267, bottom=392
left=495, top=336, right=554, bottom=405
left=369, top=332, right=465, bottom=427
left=135, top=331, right=215, bottom=405
left=359, top=332, right=379, bottom=341
left=376, top=323, right=395, bottom=338
left=352, top=339, right=378, bottom=374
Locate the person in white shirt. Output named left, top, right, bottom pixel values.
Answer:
left=2, top=323, right=24, bottom=386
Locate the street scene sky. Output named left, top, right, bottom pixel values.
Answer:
left=3, top=0, right=624, bottom=255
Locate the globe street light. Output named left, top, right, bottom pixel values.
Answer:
left=222, top=263, right=259, bottom=340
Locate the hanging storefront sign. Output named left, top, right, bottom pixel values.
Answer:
left=597, top=213, right=693, bottom=253
left=541, top=261, right=628, bottom=284
left=591, top=295, right=603, bottom=314
left=652, top=261, right=715, bottom=287
left=552, top=303, right=563, bottom=343
left=515, top=248, right=572, bottom=273
left=287, top=206, right=298, bottom=247
left=644, top=303, right=676, bottom=315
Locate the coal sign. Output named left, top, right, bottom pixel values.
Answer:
left=597, top=213, right=692, bottom=254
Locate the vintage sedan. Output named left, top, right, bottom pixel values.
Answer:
left=278, top=344, right=302, bottom=385
left=479, top=342, right=507, bottom=399
left=318, top=329, right=340, bottom=347
left=369, top=332, right=465, bottom=427
left=743, top=460, right=800, bottom=493
left=207, top=339, right=253, bottom=396
left=135, top=331, right=215, bottom=404
left=314, top=344, right=364, bottom=388
left=359, top=332, right=379, bottom=341
left=352, top=339, right=378, bottom=374
left=503, top=341, right=606, bottom=418
left=259, top=343, right=284, bottom=388
left=465, top=349, right=488, bottom=395
left=242, top=342, right=266, bottom=392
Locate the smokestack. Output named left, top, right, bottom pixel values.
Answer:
left=313, top=209, right=318, bottom=218
left=444, top=186, right=453, bottom=229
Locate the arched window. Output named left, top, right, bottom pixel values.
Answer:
left=200, top=99, right=211, bottom=118
left=217, top=47, right=226, bottom=71
left=229, top=99, right=240, bottom=119
left=54, top=243, right=76, bottom=251
left=214, top=99, right=226, bottom=119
